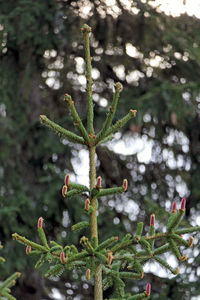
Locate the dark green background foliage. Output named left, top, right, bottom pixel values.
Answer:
left=0, top=0, right=200, bottom=299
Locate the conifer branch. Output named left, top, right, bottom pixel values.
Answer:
left=175, top=226, right=200, bottom=234
left=0, top=272, right=21, bottom=293
left=64, top=94, right=90, bottom=144
left=12, top=233, right=47, bottom=252
left=102, top=109, right=137, bottom=139
left=95, top=82, right=123, bottom=144
left=81, top=24, right=94, bottom=135
left=40, top=115, right=85, bottom=144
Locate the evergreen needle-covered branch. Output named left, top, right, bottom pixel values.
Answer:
left=12, top=233, right=47, bottom=252
left=0, top=247, right=21, bottom=300
left=64, top=94, right=90, bottom=144
left=0, top=273, right=21, bottom=291
left=40, top=115, right=85, bottom=144
left=103, top=109, right=137, bottom=138
left=81, top=24, right=94, bottom=135
left=95, top=82, right=123, bottom=144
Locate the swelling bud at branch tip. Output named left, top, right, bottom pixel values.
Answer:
left=150, top=214, right=155, bottom=226
left=96, top=176, right=102, bottom=190
left=172, top=201, right=177, bottom=213
left=85, top=198, right=90, bottom=211
left=62, top=185, right=67, bottom=197
left=60, top=251, right=66, bottom=264
left=64, top=174, right=70, bottom=186
left=180, top=198, right=186, bottom=212
left=107, top=251, right=113, bottom=265
left=86, top=269, right=91, bottom=280
left=122, top=179, right=128, bottom=192
left=26, top=246, right=31, bottom=255
left=146, top=283, right=151, bottom=296
left=37, top=217, right=43, bottom=229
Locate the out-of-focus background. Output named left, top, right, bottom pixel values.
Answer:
left=0, top=0, right=200, bottom=299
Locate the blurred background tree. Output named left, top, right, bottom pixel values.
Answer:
left=0, top=0, right=200, bottom=299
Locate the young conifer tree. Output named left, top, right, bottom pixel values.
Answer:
left=12, top=24, right=200, bottom=300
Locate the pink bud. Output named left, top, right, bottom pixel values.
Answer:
left=150, top=214, right=155, bottom=226
left=146, top=283, right=151, bottom=296
left=96, top=176, right=102, bottom=189
left=64, top=174, right=70, bottom=186
left=37, top=217, right=43, bottom=229
left=85, top=198, right=90, bottom=211
left=62, top=185, right=67, bottom=197
left=172, top=201, right=177, bottom=213
left=180, top=198, right=186, bottom=211
left=26, top=246, right=31, bottom=255
left=86, top=269, right=91, bottom=280
left=122, top=179, right=128, bottom=192
left=60, top=251, right=66, bottom=264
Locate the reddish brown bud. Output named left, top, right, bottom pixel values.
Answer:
left=26, top=246, right=31, bottom=255
left=96, top=176, right=102, bottom=190
left=114, top=236, right=118, bottom=241
left=37, top=217, right=43, bottom=229
left=64, top=174, right=70, bottom=186
left=188, top=237, right=194, bottom=247
left=122, top=179, right=128, bottom=192
left=172, top=201, right=177, bottom=213
left=150, top=214, right=155, bottom=226
left=60, top=251, right=66, bottom=264
left=62, top=185, right=67, bottom=197
left=86, top=269, right=91, bottom=280
left=107, top=250, right=113, bottom=265
left=85, top=198, right=90, bottom=211
left=146, top=283, right=151, bottom=296
left=81, top=24, right=92, bottom=33
left=180, top=198, right=186, bottom=211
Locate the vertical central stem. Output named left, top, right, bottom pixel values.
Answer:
left=89, top=146, right=103, bottom=300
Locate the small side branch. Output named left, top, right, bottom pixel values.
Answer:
left=95, top=82, right=123, bottom=144
left=40, top=115, right=85, bottom=145
left=97, top=109, right=137, bottom=144
left=64, top=94, right=90, bottom=144
left=81, top=24, right=94, bottom=135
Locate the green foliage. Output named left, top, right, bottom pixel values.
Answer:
left=1, top=1, right=200, bottom=299
left=0, top=246, right=20, bottom=300
left=12, top=25, right=200, bottom=300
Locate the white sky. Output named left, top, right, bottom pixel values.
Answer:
left=150, top=0, right=200, bottom=18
